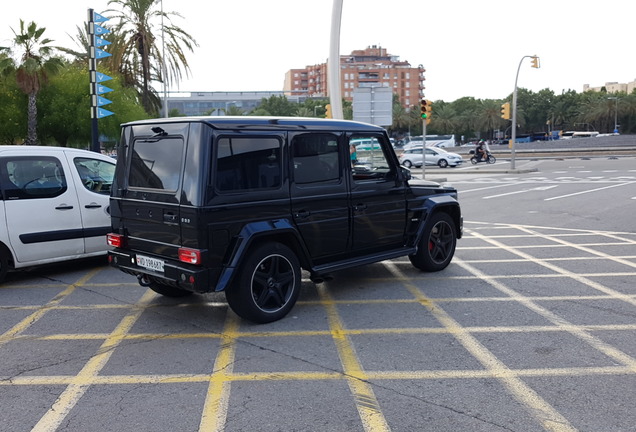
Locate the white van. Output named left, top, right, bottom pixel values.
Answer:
left=0, top=146, right=115, bottom=282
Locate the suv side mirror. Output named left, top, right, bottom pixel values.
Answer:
left=401, top=166, right=412, bottom=181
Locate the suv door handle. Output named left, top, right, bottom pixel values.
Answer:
left=293, top=209, right=310, bottom=219
left=55, top=204, right=74, bottom=210
left=353, top=204, right=367, bottom=212
left=85, top=203, right=102, bottom=209
left=163, top=212, right=178, bottom=223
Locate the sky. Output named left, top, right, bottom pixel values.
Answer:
left=1, top=0, right=634, bottom=102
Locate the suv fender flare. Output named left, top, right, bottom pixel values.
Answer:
left=413, top=195, right=462, bottom=246
left=214, top=219, right=310, bottom=292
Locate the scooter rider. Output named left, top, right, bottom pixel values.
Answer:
left=476, top=140, right=488, bottom=161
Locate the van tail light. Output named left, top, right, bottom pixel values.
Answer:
left=179, top=248, right=202, bottom=265
left=107, top=233, right=125, bottom=248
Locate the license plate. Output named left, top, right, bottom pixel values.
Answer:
left=136, top=254, right=165, bottom=273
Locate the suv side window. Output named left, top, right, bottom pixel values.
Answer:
left=2, top=157, right=67, bottom=200
left=215, top=137, right=281, bottom=192
left=292, top=133, right=340, bottom=185
left=350, top=134, right=394, bottom=182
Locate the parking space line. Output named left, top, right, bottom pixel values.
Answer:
left=317, top=284, right=391, bottom=432
left=0, top=270, right=99, bottom=348
left=31, top=289, right=156, bottom=432
left=383, top=262, right=577, bottom=432
left=199, top=312, right=240, bottom=432
left=544, top=181, right=635, bottom=201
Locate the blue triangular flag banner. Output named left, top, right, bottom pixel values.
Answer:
left=97, top=96, right=112, bottom=106
left=97, top=85, right=114, bottom=95
left=94, top=24, right=110, bottom=35
left=95, top=36, right=111, bottom=47
left=97, top=108, right=114, bottom=118
left=96, top=49, right=112, bottom=59
left=96, top=72, right=112, bottom=83
left=93, top=12, right=109, bottom=23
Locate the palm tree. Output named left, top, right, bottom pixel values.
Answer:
left=0, top=20, right=64, bottom=145
left=106, top=0, right=198, bottom=114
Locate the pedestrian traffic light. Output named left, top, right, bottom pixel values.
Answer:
left=420, top=99, right=427, bottom=119
left=531, top=56, right=540, bottom=68
left=501, top=102, right=511, bottom=120
left=325, top=104, right=332, bottom=118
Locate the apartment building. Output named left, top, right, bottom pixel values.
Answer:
left=283, top=45, right=424, bottom=109
left=583, top=79, right=636, bottom=94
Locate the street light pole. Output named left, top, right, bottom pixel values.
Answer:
left=510, top=55, right=539, bottom=170
left=608, top=97, right=618, bottom=134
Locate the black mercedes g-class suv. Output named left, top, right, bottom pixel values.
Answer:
left=107, top=117, right=462, bottom=323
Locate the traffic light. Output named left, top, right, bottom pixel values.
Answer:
left=531, top=56, right=540, bottom=68
left=501, top=102, right=511, bottom=120
left=325, top=104, right=332, bottom=118
left=420, top=99, right=427, bottom=119
left=426, top=101, right=432, bottom=124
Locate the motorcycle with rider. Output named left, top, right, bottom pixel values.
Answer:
left=470, top=139, right=496, bottom=164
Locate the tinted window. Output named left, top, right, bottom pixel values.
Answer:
left=2, top=157, right=67, bottom=200
left=74, top=157, right=115, bottom=194
left=292, top=133, right=340, bottom=185
left=129, top=137, right=184, bottom=191
left=215, top=137, right=281, bottom=192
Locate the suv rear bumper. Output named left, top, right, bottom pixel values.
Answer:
left=108, top=250, right=212, bottom=293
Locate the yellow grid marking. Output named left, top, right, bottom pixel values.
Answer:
left=199, top=312, right=240, bottom=432
left=318, top=284, right=391, bottom=432
left=384, top=261, right=577, bottom=432
left=31, top=289, right=156, bottom=432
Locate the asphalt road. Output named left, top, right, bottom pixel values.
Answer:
left=1, top=156, right=635, bottom=431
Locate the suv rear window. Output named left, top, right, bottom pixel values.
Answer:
left=129, top=137, right=184, bottom=191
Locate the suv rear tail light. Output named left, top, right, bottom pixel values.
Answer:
left=107, top=233, right=125, bottom=248
left=178, top=248, right=201, bottom=265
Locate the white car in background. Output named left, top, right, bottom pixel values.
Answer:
left=398, top=147, right=463, bottom=168
left=0, top=146, right=115, bottom=282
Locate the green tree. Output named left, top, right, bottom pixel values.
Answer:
left=0, top=20, right=64, bottom=145
left=252, top=95, right=297, bottom=116
left=0, top=58, right=27, bottom=144
left=105, top=0, right=198, bottom=115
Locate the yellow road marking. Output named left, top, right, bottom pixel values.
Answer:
left=318, top=285, right=391, bottom=432
left=198, top=312, right=240, bottom=432
left=384, top=261, right=577, bottom=432
left=31, top=290, right=156, bottom=432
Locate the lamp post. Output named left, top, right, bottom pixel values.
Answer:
left=161, top=0, right=168, bottom=118
left=510, top=55, right=539, bottom=170
left=608, top=97, right=618, bottom=134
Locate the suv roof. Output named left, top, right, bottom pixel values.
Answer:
left=123, top=116, right=385, bottom=132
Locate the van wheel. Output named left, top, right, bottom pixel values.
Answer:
left=147, top=278, right=192, bottom=298
left=402, top=160, right=412, bottom=168
left=409, top=212, right=456, bottom=272
left=226, top=243, right=301, bottom=324
left=0, top=247, right=9, bottom=283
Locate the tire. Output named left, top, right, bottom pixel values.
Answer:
left=470, top=157, right=477, bottom=164
left=438, top=159, right=448, bottom=168
left=402, top=160, right=412, bottom=168
left=409, top=212, right=457, bottom=272
left=225, top=243, right=301, bottom=324
left=148, top=277, right=193, bottom=298
left=0, top=247, right=10, bottom=283
left=487, top=155, right=496, bottom=164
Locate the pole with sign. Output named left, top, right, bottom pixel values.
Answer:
left=88, top=9, right=113, bottom=153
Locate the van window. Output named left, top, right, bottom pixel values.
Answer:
left=74, top=157, right=115, bottom=194
left=215, top=137, right=281, bottom=192
left=2, top=157, right=67, bottom=199
left=129, top=137, right=184, bottom=191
